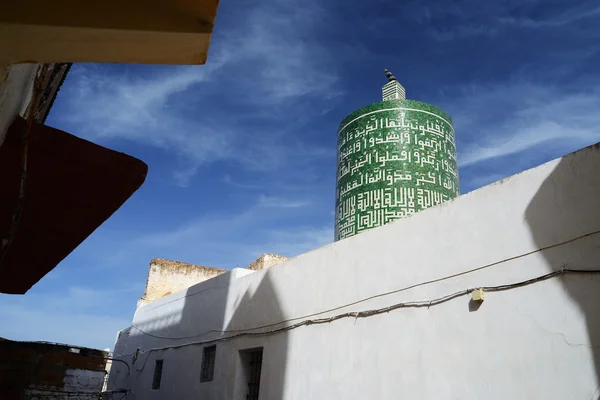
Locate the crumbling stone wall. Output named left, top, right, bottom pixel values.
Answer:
left=137, top=258, right=227, bottom=307
left=246, top=254, right=290, bottom=271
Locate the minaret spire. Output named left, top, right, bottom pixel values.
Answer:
left=382, top=68, right=406, bottom=101
left=384, top=68, right=397, bottom=82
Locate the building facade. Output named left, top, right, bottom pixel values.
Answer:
left=335, top=71, right=459, bottom=240
left=108, top=143, right=600, bottom=400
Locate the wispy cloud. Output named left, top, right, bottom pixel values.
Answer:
left=91, top=193, right=333, bottom=273
left=53, top=0, right=342, bottom=187
left=62, top=64, right=219, bottom=140
left=226, top=1, right=340, bottom=103
left=442, top=83, right=600, bottom=167
left=222, top=174, right=262, bottom=190
left=498, top=5, right=600, bottom=28
left=255, top=226, right=333, bottom=258
left=436, top=80, right=600, bottom=193
left=419, top=0, right=600, bottom=41
left=258, top=195, right=311, bottom=209
left=430, top=24, right=499, bottom=42
left=56, top=64, right=233, bottom=186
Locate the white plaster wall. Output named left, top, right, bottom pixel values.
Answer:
left=109, top=143, right=600, bottom=400
left=0, top=64, right=38, bottom=147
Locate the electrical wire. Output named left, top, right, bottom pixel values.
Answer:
left=130, top=228, right=600, bottom=341
left=127, top=267, right=600, bottom=372
left=104, top=357, right=131, bottom=374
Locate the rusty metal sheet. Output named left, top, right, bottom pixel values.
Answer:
left=0, top=117, right=147, bottom=294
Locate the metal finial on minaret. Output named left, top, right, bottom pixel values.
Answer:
left=384, top=68, right=397, bottom=82
left=382, top=68, right=406, bottom=101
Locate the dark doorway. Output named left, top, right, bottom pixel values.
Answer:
left=238, top=348, right=263, bottom=400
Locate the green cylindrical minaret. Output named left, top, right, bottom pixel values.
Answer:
left=334, top=71, right=459, bottom=241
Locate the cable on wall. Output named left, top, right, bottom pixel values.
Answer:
left=130, top=228, right=600, bottom=341
left=106, top=357, right=131, bottom=375
left=127, top=267, right=600, bottom=372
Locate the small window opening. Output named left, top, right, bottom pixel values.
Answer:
left=152, top=359, right=163, bottom=390
left=200, top=345, right=216, bottom=382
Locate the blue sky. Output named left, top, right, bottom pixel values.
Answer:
left=1, top=0, right=600, bottom=350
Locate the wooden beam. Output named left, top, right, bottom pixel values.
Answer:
left=0, top=0, right=219, bottom=65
